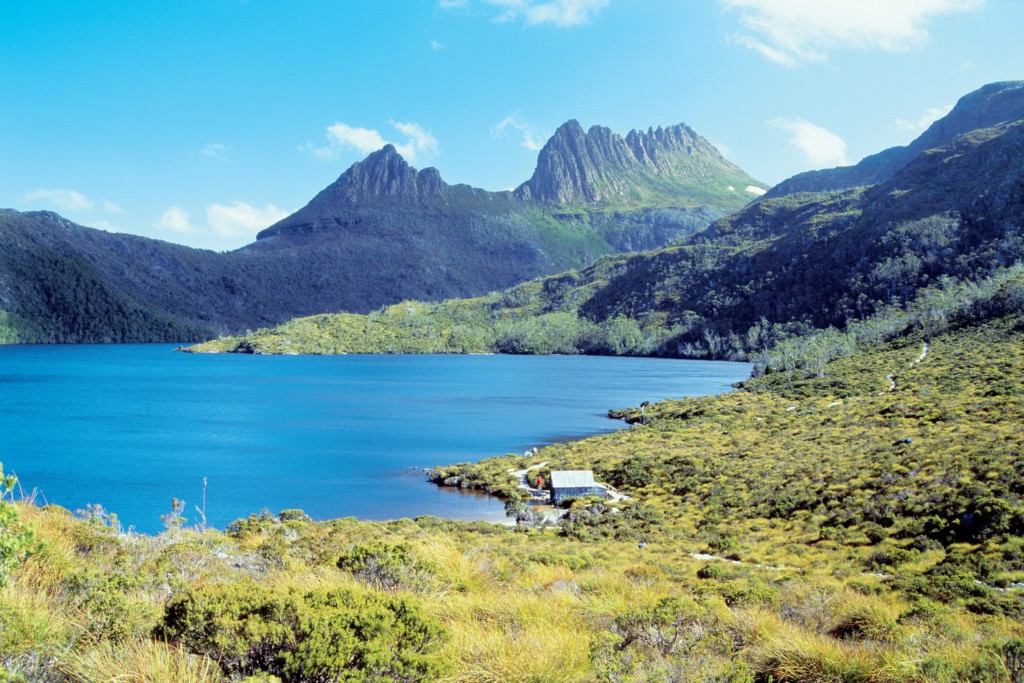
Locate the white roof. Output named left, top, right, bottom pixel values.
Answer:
left=550, top=470, right=597, bottom=489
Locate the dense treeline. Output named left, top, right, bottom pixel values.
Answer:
left=755, top=264, right=1024, bottom=380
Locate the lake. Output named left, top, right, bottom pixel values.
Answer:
left=0, top=345, right=750, bottom=533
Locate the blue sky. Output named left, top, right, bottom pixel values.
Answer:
left=1, top=0, right=1021, bottom=250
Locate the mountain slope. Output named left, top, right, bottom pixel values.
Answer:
left=764, top=80, right=1024, bottom=198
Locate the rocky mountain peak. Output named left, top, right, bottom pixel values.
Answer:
left=308, top=144, right=448, bottom=208
left=516, top=120, right=746, bottom=205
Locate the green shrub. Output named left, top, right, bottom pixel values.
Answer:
left=697, top=562, right=725, bottom=580
left=158, top=581, right=449, bottom=682
left=336, top=541, right=431, bottom=592
left=0, top=466, right=35, bottom=588
left=612, top=455, right=655, bottom=488
left=612, top=595, right=722, bottom=656
left=66, top=566, right=160, bottom=642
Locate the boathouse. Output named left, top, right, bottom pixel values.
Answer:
left=550, top=470, right=605, bottom=504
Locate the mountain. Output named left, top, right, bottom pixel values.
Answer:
left=193, top=81, right=1024, bottom=358
left=516, top=121, right=760, bottom=207
left=0, top=119, right=761, bottom=344
left=764, top=80, right=1024, bottom=198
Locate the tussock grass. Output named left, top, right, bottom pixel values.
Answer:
left=61, top=640, right=221, bottom=683
left=0, top=584, right=75, bottom=656
left=441, top=592, right=593, bottom=683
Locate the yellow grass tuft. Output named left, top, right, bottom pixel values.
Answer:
left=61, top=640, right=221, bottom=683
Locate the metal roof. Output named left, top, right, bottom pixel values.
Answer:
left=549, top=470, right=597, bottom=489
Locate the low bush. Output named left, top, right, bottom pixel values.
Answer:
left=158, top=581, right=449, bottom=682
left=336, top=541, right=432, bottom=592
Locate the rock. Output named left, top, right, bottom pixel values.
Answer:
left=516, top=121, right=745, bottom=205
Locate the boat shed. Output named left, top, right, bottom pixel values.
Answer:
left=550, top=470, right=605, bottom=504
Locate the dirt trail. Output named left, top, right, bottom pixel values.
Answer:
left=882, top=341, right=929, bottom=394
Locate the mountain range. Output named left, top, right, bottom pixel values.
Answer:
left=191, top=81, right=1024, bottom=359
left=0, top=121, right=762, bottom=343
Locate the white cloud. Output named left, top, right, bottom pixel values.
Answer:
left=316, top=123, right=389, bottom=160
left=430, top=40, right=445, bottom=50
left=390, top=120, right=440, bottom=158
left=895, top=104, right=954, bottom=135
left=155, top=206, right=195, bottom=234
left=206, top=202, right=289, bottom=239
left=769, top=117, right=850, bottom=169
left=311, top=120, right=439, bottom=163
left=719, top=0, right=984, bottom=66
left=91, top=220, right=119, bottom=232
left=200, top=143, right=229, bottom=161
left=155, top=202, right=289, bottom=243
left=487, top=0, right=609, bottom=26
left=443, top=0, right=607, bottom=26
left=24, top=188, right=127, bottom=219
left=24, top=188, right=94, bottom=212
left=492, top=112, right=546, bottom=151
left=103, top=199, right=125, bottom=214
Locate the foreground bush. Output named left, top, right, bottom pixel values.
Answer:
left=158, top=581, right=449, bottom=682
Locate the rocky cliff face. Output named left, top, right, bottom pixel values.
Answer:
left=516, top=121, right=755, bottom=206
left=313, top=144, right=447, bottom=205
left=765, top=81, right=1024, bottom=198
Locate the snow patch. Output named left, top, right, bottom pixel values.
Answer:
left=745, top=185, right=767, bottom=196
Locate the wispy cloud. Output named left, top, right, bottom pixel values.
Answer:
left=103, top=199, right=125, bottom=215
left=719, top=0, right=984, bottom=67
left=24, top=189, right=127, bottom=217
left=309, top=120, right=439, bottom=163
left=155, top=202, right=289, bottom=242
left=441, top=0, right=609, bottom=27
left=895, top=104, right=954, bottom=136
left=24, top=188, right=95, bottom=212
left=492, top=112, right=547, bottom=151
left=769, top=117, right=849, bottom=169
left=155, top=206, right=195, bottom=234
left=199, top=143, right=229, bottom=161
left=429, top=40, right=445, bottom=50
left=206, top=202, right=289, bottom=239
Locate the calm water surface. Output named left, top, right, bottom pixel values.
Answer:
left=0, top=345, right=749, bottom=533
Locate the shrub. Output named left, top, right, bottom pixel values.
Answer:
left=278, top=509, right=312, bottom=523
left=612, top=596, right=721, bottom=657
left=158, top=581, right=449, bottom=682
left=336, top=542, right=431, bottom=592
left=0, top=466, right=35, bottom=589
left=613, top=455, right=655, bottom=488
left=66, top=567, right=160, bottom=642
left=697, top=562, right=725, bottom=580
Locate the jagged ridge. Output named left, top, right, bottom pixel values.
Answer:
left=516, top=120, right=759, bottom=206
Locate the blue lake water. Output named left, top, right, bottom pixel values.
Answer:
left=0, top=345, right=750, bottom=533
